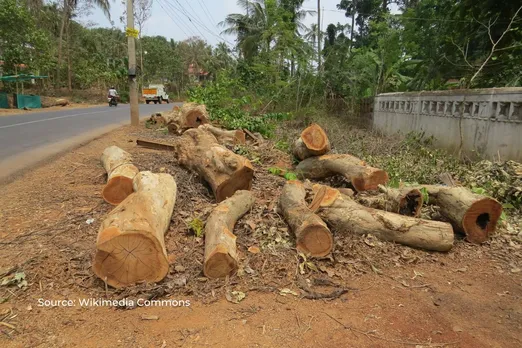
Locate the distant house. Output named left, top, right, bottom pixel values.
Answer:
left=188, top=63, right=210, bottom=82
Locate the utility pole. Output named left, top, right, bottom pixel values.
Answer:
left=127, top=0, right=139, bottom=126
left=317, top=0, right=321, bottom=71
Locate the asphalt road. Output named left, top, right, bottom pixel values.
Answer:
left=0, top=103, right=177, bottom=180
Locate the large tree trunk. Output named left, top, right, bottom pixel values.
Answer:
left=199, top=124, right=246, bottom=146
left=173, top=128, right=253, bottom=202
left=296, top=154, right=389, bottom=192
left=314, top=185, right=454, bottom=251
left=293, top=123, right=331, bottom=160
left=150, top=103, right=210, bottom=134
left=56, top=0, right=69, bottom=87
left=357, top=185, right=423, bottom=217
left=93, top=171, right=177, bottom=288
left=101, top=146, right=139, bottom=205
left=413, top=185, right=502, bottom=243
left=204, top=190, right=255, bottom=278
left=278, top=180, right=333, bottom=257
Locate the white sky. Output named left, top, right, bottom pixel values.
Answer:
left=86, top=0, right=398, bottom=47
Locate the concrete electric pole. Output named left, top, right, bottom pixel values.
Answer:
left=127, top=0, right=140, bottom=126
left=317, top=0, right=321, bottom=72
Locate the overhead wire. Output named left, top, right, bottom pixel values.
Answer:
left=156, top=0, right=193, bottom=38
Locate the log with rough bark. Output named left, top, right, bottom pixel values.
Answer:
left=204, top=190, right=255, bottom=278
left=173, top=128, right=253, bottom=202
left=199, top=124, right=246, bottom=146
left=41, top=97, right=69, bottom=108
left=101, top=146, right=139, bottom=205
left=357, top=185, right=423, bottom=217
left=293, top=123, right=331, bottom=160
left=167, top=102, right=210, bottom=134
left=412, top=185, right=502, bottom=244
left=296, top=154, right=389, bottom=192
left=312, top=184, right=454, bottom=251
left=278, top=180, right=333, bottom=257
left=93, top=171, right=177, bottom=288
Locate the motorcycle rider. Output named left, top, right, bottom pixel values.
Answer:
left=108, top=86, right=118, bottom=99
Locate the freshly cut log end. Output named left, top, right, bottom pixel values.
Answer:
left=296, top=154, right=388, bottom=192
left=462, top=197, right=502, bottom=244
left=297, top=222, right=334, bottom=257
left=313, top=185, right=454, bottom=252
left=101, top=146, right=139, bottom=205
left=173, top=128, right=254, bottom=202
left=293, top=123, right=331, bottom=160
left=204, top=190, right=255, bottom=278
left=216, top=160, right=254, bottom=202
left=279, top=180, right=333, bottom=257
left=93, top=171, right=177, bottom=288
left=93, top=229, right=169, bottom=288
left=102, top=174, right=136, bottom=205
left=413, top=185, right=503, bottom=243
left=351, top=169, right=389, bottom=192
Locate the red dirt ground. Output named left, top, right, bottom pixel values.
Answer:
left=0, top=124, right=520, bottom=348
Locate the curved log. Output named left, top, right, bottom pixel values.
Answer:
left=293, top=123, right=331, bottom=160
left=357, top=185, right=423, bottom=217
left=413, top=185, right=502, bottom=243
left=204, top=190, right=255, bottom=278
left=93, top=171, right=177, bottom=288
left=101, top=146, right=139, bottom=205
left=313, top=185, right=454, bottom=252
left=278, top=180, right=333, bottom=257
left=199, top=124, right=246, bottom=146
left=173, top=128, right=253, bottom=202
left=296, top=154, right=389, bottom=192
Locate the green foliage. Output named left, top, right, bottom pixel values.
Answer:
left=187, top=73, right=290, bottom=137
left=283, top=172, right=297, bottom=181
left=188, top=217, right=204, bottom=238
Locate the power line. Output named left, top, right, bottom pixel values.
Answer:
left=156, top=0, right=193, bottom=38
left=163, top=0, right=210, bottom=41
left=197, top=0, right=218, bottom=28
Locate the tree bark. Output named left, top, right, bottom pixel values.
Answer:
left=412, top=185, right=502, bottom=243
left=313, top=185, right=454, bottom=252
left=93, top=171, right=177, bottom=288
left=278, top=180, right=333, bottom=257
left=101, top=146, right=139, bottom=205
left=293, top=123, right=331, bottom=160
left=173, top=128, right=253, bottom=202
left=296, top=154, right=389, bottom=192
left=357, top=185, right=423, bottom=217
left=199, top=124, right=246, bottom=146
left=203, top=190, right=255, bottom=278
left=150, top=103, right=210, bottom=134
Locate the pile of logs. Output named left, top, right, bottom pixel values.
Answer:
left=280, top=123, right=502, bottom=255
left=91, top=103, right=503, bottom=289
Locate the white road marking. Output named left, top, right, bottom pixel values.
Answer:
left=0, top=109, right=112, bottom=129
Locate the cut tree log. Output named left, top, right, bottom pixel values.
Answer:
left=93, top=171, right=177, bottom=288
left=173, top=127, right=253, bottom=202
left=203, top=190, right=255, bottom=278
left=101, top=146, right=139, bottom=205
left=357, top=185, right=423, bottom=217
left=296, top=154, right=389, bottom=192
left=293, top=123, right=331, bottom=160
left=147, top=103, right=210, bottom=134
left=199, top=124, right=246, bottom=146
left=312, top=184, right=454, bottom=252
left=412, top=185, right=502, bottom=243
left=278, top=180, right=333, bottom=257
left=41, top=97, right=69, bottom=108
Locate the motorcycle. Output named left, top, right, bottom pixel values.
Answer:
left=108, top=95, right=118, bottom=107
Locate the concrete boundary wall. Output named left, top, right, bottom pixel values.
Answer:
left=372, top=88, right=522, bottom=161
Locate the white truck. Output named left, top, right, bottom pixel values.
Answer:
left=142, top=84, right=169, bottom=104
